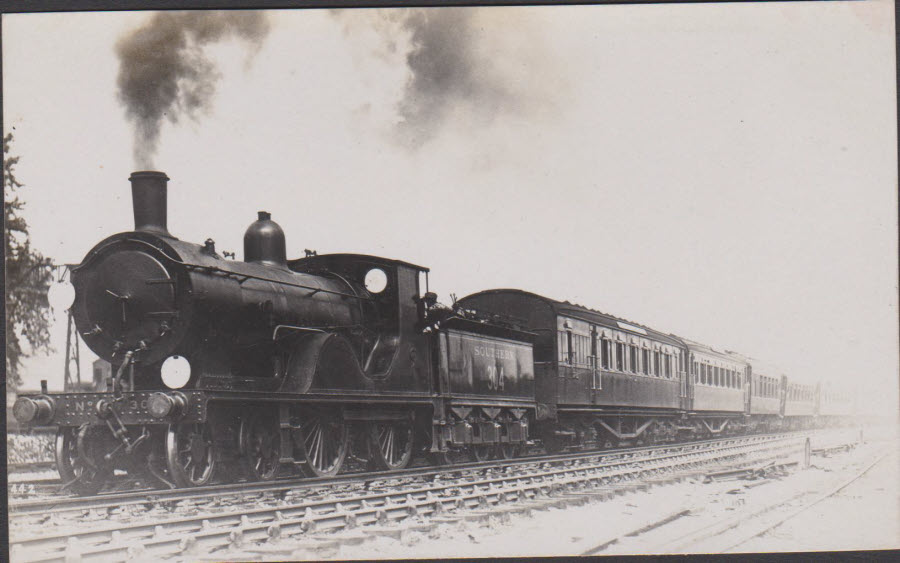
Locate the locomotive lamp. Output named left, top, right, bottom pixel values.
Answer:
left=48, top=280, right=76, bottom=312
left=12, top=396, right=55, bottom=424
left=160, top=355, right=191, bottom=389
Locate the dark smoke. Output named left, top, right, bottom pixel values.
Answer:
left=116, top=11, right=270, bottom=168
left=395, top=9, right=516, bottom=148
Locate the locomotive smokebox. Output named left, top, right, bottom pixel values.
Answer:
left=129, top=171, right=171, bottom=237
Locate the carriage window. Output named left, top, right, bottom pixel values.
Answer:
left=642, top=349, right=650, bottom=375
left=566, top=330, right=574, bottom=364
left=616, top=343, right=625, bottom=371
left=629, top=346, right=638, bottom=372
left=653, top=351, right=660, bottom=377
left=601, top=339, right=610, bottom=369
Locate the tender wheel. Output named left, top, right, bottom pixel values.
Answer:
left=470, top=444, right=494, bottom=462
left=542, top=430, right=567, bottom=454
left=240, top=413, right=281, bottom=481
left=497, top=442, right=521, bottom=460
left=367, top=419, right=414, bottom=471
left=426, top=450, right=456, bottom=466
left=166, top=422, right=217, bottom=487
left=293, top=410, right=349, bottom=478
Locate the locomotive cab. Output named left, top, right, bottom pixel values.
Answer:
left=288, top=253, right=432, bottom=391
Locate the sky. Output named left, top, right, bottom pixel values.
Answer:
left=3, top=3, right=897, bottom=413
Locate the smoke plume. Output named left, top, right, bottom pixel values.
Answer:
left=396, top=9, right=515, bottom=148
left=333, top=8, right=554, bottom=149
left=116, top=11, right=270, bottom=169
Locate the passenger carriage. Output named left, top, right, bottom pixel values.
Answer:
left=458, top=290, right=689, bottom=449
left=682, top=339, right=750, bottom=435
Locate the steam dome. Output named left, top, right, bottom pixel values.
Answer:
left=244, top=211, right=287, bottom=268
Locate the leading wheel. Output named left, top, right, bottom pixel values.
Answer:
left=55, top=427, right=80, bottom=483
left=240, top=413, right=281, bottom=481
left=367, top=419, right=414, bottom=471
left=60, top=425, right=114, bottom=495
left=293, top=410, right=349, bottom=478
left=166, top=421, right=217, bottom=487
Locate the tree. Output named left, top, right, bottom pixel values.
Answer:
left=5, top=133, right=54, bottom=391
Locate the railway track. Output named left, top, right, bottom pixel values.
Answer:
left=9, top=431, right=808, bottom=562
left=9, top=461, right=56, bottom=473
left=719, top=448, right=891, bottom=553
left=577, top=435, right=880, bottom=556
left=9, top=431, right=816, bottom=516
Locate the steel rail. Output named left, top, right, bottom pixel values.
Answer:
left=8, top=431, right=804, bottom=517
left=8, top=460, right=56, bottom=472
left=10, top=434, right=805, bottom=562
left=720, top=449, right=891, bottom=553
left=583, top=437, right=877, bottom=556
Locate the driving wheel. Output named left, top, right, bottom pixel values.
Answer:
left=367, top=419, right=414, bottom=471
left=240, top=413, right=281, bottom=481
left=293, top=410, right=349, bottom=478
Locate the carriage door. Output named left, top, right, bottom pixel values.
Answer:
left=779, top=375, right=788, bottom=416
left=743, top=366, right=752, bottom=414
left=680, top=351, right=692, bottom=411
left=590, top=325, right=600, bottom=403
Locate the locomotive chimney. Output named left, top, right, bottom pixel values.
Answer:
left=244, top=211, right=287, bottom=268
left=129, top=171, right=171, bottom=237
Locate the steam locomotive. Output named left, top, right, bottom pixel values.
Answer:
left=12, top=171, right=854, bottom=493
